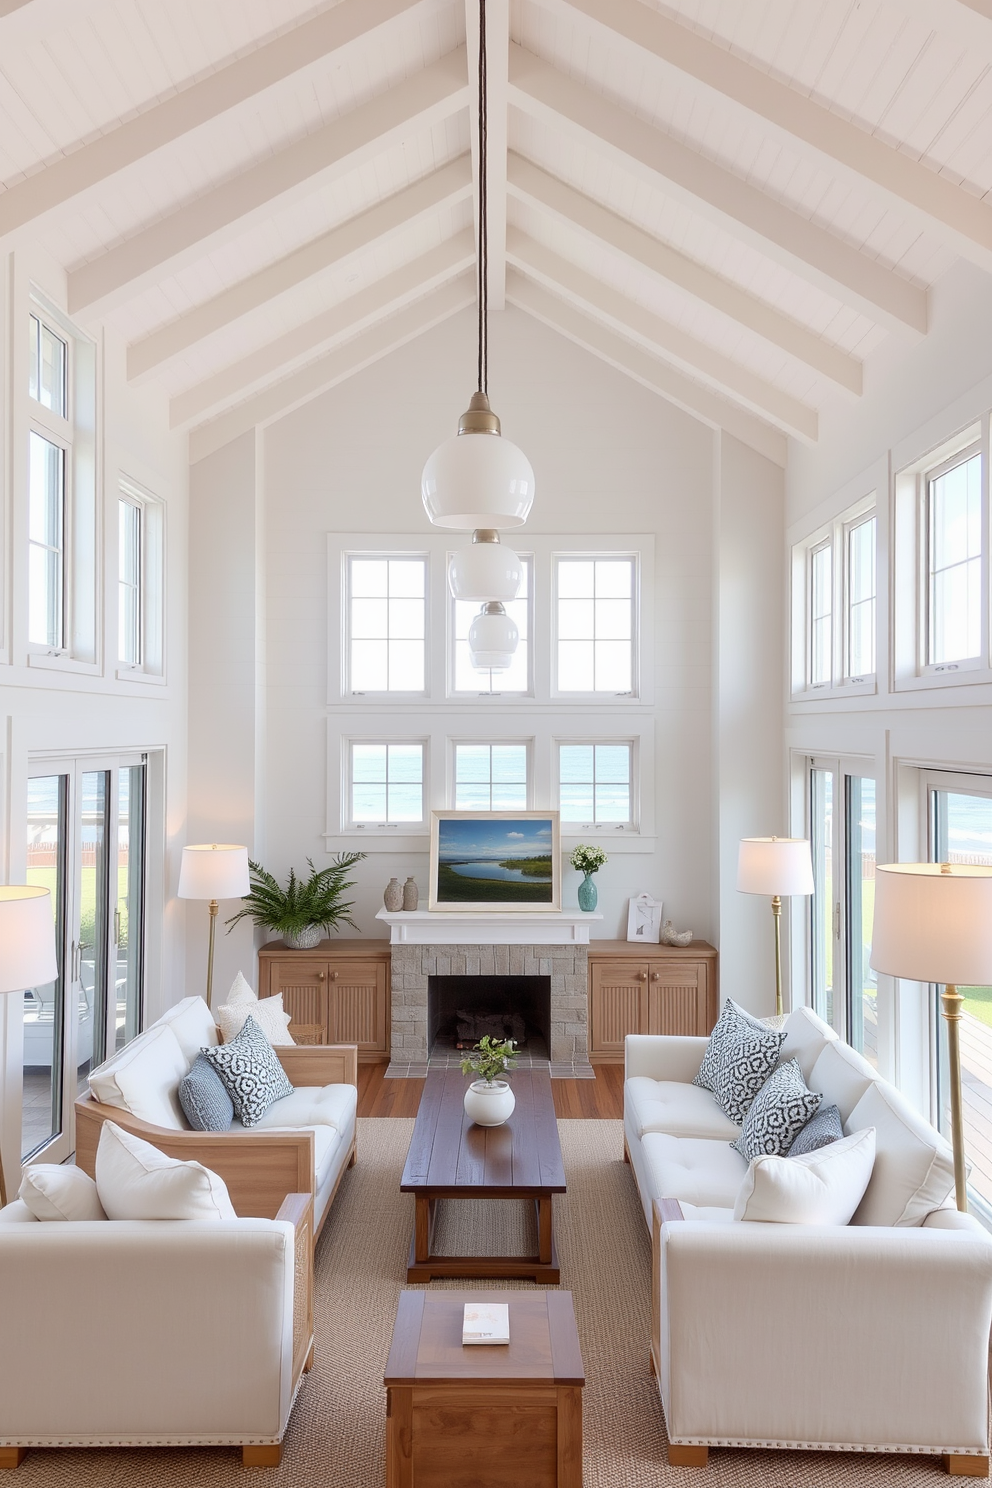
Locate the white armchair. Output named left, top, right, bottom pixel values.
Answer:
left=0, top=1192, right=314, bottom=1468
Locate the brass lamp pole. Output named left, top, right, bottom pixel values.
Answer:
left=737, top=838, right=815, bottom=1018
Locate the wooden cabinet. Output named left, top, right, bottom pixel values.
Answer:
left=587, top=941, right=718, bottom=1063
left=258, top=941, right=390, bottom=1063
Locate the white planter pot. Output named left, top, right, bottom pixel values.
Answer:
left=463, top=1079, right=515, bottom=1127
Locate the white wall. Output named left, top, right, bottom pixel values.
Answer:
left=186, top=304, right=786, bottom=1012
left=0, top=246, right=188, bottom=1180
left=785, top=260, right=992, bottom=1109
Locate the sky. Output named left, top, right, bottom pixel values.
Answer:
left=437, top=817, right=554, bottom=860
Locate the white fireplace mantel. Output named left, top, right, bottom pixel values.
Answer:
left=375, top=909, right=603, bottom=945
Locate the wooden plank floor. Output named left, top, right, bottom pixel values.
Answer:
left=357, top=1062, right=624, bottom=1119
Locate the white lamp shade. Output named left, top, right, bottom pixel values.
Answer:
left=737, top=837, right=815, bottom=897
left=0, top=886, right=57, bottom=993
left=178, top=844, right=250, bottom=901
left=468, top=608, right=519, bottom=671
left=870, top=863, right=992, bottom=986
left=422, top=433, right=535, bottom=530
left=448, top=541, right=522, bottom=602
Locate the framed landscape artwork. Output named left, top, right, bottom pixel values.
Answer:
left=429, top=811, right=561, bottom=911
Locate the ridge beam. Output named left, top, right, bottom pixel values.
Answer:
left=69, top=47, right=469, bottom=317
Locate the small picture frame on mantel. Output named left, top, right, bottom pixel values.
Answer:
left=626, top=893, right=663, bottom=944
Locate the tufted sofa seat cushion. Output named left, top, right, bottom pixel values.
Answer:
left=626, top=1076, right=741, bottom=1141
left=245, top=1082, right=357, bottom=1138
left=640, top=1133, right=748, bottom=1210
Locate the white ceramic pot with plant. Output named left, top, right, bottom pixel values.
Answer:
left=461, top=1036, right=518, bottom=1126
left=226, top=853, right=366, bottom=949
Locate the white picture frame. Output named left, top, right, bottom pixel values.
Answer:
left=626, top=893, right=662, bottom=944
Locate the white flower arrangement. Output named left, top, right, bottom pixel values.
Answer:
left=569, top=844, right=608, bottom=874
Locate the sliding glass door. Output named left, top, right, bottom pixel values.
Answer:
left=928, top=774, right=992, bottom=1212
left=809, top=759, right=877, bottom=1061
left=21, top=756, right=145, bottom=1164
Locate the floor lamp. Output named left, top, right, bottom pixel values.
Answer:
left=870, top=862, right=992, bottom=1214
left=737, top=837, right=815, bottom=1017
left=178, top=845, right=250, bottom=1010
left=0, top=886, right=57, bottom=1209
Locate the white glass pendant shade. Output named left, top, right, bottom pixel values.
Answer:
left=422, top=431, right=535, bottom=531
left=448, top=532, right=521, bottom=602
left=468, top=603, right=519, bottom=671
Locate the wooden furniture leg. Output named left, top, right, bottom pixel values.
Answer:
left=668, top=1444, right=709, bottom=1467
left=943, top=1455, right=990, bottom=1477
left=303, top=1340, right=315, bottom=1373
left=414, top=1195, right=431, bottom=1263
left=242, top=1444, right=283, bottom=1466
left=537, top=1196, right=553, bottom=1265
left=0, top=1450, right=27, bottom=1469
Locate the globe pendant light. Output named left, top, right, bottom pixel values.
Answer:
left=468, top=602, right=519, bottom=672
left=448, top=528, right=521, bottom=602
left=420, top=0, right=535, bottom=532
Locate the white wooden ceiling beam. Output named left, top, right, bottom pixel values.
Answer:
left=562, top=0, right=992, bottom=273
left=0, top=0, right=426, bottom=237
left=171, top=230, right=475, bottom=426
left=128, top=156, right=473, bottom=382
left=507, top=153, right=861, bottom=396
left=506, top=268, right=786, bottom=466
left=508, top=45, right=927, bottom=335
left=507, top=228, right=817, bottom=441
left=892, top=1, right=992, bottom=62
left=188, top=275, right=476, bottom=463
left=465, top=0, right=509, bottom=310
left=68, top=47, right=469, bottom=317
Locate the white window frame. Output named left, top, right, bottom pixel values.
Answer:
left=448, top=737, right=533, bottom=812
left=115, top=476, right=165, bottom=683
left=554, top=737, right=638, bottom=833
left=342, top=550, right=430, bottom=699
left=551, top=552, right=640, bottom=700
left=791, top=493, right=877, bottom=698
left=892, top=418, right=991, bottom=692
left=24, top=292, right=98, bottom=674
left=340, top=736, right=429, bottom=834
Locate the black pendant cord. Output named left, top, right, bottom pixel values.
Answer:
left=476, top=0, right=488, bottom=398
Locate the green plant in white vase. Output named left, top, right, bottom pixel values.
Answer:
left=570, top=844, right=608, bottom=912
left=461, top=1036, right=518, bottom=1127
left=226, top=854, right=366, bottom=949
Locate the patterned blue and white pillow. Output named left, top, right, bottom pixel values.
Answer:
left=204, top=1015, right=293, bottom=1129
left=733, top=1059, right=823, bottom=1163
left=693, top=999, right=785, bottom=1125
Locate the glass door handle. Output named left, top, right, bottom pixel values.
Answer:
left=114, top=909, right=121, bottom=945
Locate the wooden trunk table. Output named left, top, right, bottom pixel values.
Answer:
left=384, top=1289, right=584, bottom=1488
left=400, top=1067, right=567, bottom=1283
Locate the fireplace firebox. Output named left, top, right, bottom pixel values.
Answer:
left=428, top=975, right=552, bottom=1060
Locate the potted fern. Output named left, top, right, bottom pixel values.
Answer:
left=226, top=854, right=366, bottom=948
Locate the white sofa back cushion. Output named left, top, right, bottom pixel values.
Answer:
left=847, top=1080, right=956, bottom=1226
left=779, top=1005, right=838, bottom=1081
left=96, top=1120, right=237, bottom=1221
left=148, top=995, right=219, bottom=1064
left=19, top=1165, right=106, bottom=1222
left=733, top=1128, right=876, bottom=1225
left=88, top=1023, right=188, bottom=1130
left=807, top=1039, right=877, bottom=1123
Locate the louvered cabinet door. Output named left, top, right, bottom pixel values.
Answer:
left=645, top=961, right=710, bottom=1036
left=588, top=961, right=648, bottom=1059
left=267, top=961, right=329, bottom=1044
left=326, top=961, right=389, bottom=1059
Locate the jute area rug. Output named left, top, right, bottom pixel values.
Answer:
left=16, top=1118, right=963, bottom=1486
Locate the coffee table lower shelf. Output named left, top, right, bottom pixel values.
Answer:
left=407, top=1193, right=560, bottom=1284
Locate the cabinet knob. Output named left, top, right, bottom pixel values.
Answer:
left=650, top=971, right=660, bottom=982
left=330, top=971, right=338, bottom=981
left=636, top=970, right=647, bottom=982
left=318, top=972, right=325, bottom=981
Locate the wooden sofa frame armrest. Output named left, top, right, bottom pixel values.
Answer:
left=74, top=1093, right=315, bottom=1221
left=650, top=1199, right=685, bottom=1386
left=275, top=1193, right=315, bottom=1386
left=275, top=1043, right=358, bottom=1087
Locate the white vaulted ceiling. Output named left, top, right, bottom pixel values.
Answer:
left=3, top=0, right=992, bottom=465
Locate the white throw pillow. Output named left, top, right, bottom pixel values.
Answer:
left=733, top=1128, right=877, bottom=1225
left=19, top=1164, right=106, bottom=1221
left=95, top=1120, right=237, bottom=1221
left=846, top=1080, right=956, bottom=1226
left=88, top=1023, right=189, bottom=1130
left=217, top=976, right=294, bottom=1047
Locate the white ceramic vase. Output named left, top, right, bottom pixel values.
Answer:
left=284, top=924, right=321, bottom=950
left=463, top=1079, right=515, bottom=1127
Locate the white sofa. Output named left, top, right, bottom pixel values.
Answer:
left=624, top=1005, right=992, bottom=1474
left=74, top=996, right=358, bottom=1241
left=0, top=1190, right=313, bottom=1467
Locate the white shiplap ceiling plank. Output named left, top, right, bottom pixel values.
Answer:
left=508, top=44, right=929, bottom=333
left=67, top=47, right=470, bottom=316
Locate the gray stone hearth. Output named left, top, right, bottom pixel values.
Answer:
left=387, top=941, right=590, bottom=1076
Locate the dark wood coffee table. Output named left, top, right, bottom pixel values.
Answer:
left=400, top=1067, right=567, bottom=1283
left=384, top=1289, right=584, bottom=1488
